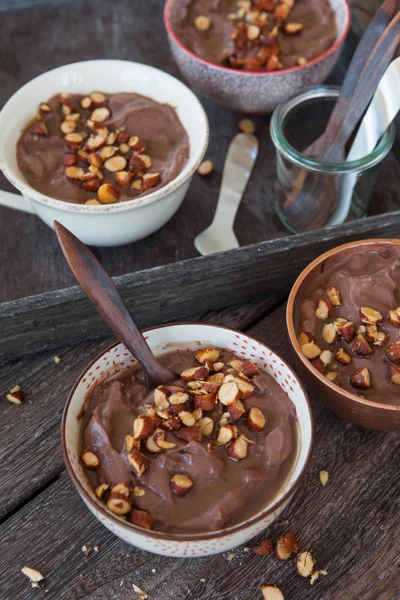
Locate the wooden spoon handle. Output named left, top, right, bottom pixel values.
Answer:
left=306, top=0, right=398, bottom=157
left=323, top=10, right=400, bottom=162
left=54, top=221, right=175, bottom=389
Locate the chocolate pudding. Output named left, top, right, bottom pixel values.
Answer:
left=81, top=348, right=297, bottom=533
left=170, top=0, right=337, bottom=71
left=17, top=92, right=189, bottom=205
left=297, top=245, right=400, bottom=405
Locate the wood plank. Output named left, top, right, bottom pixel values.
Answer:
left=0, top=295, right=281, bottom=521
left=1, top=303, right=399, bottom=600
left=1, top=210, right=400, bottom=365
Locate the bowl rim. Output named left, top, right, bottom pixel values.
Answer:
left=0, top=59, right=209, bottom=214
left=164, top=0, right=351, bottom=77
left=62, top=321, right=314, bottom=542
left=286, top=238, right=400, bottom=411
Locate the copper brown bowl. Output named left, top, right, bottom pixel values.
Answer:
left=286, top=239, right=400, bottom=431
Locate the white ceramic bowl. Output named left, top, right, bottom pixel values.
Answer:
left=164, top=0, right=351, bottom=113
left=0, top=60, right=209, bottom=246
left=62, top=323, right=313, bottom=557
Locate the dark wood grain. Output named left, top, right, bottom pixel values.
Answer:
left=2, top=210, right=400, bottom=365
left=0, top=303, right=399, bottom=600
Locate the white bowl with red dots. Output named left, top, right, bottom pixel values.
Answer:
left=62, top=322, right=313, bottom=557
left=0, top=60, right=209, bottom=246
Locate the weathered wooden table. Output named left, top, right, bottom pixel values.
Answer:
left=0, top=1, right=399, bottom=599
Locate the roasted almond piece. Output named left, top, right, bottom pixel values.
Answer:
left=131, top=178, right=142, bottom=191
left=335, top=347, right=352, bottom=365
left=197, top=416, right=214, bottom=437
left=253, top=539, right=274, bottom=556
left=386, top=341, right=400, bottom=363
left=130, top=153, right=152, bottom=171
left=81, top=96, right=92, bottom=109
left=175, top=426, right=202, bottom=442
left=91, top=107, right=110, bottom=122
left=389, top=364, right=400, bottom=385
left=169, top=391, right=189, bottom=405
left=350, top=367, right=371, bottom=389
left=238, top=118, right=255, bottom=134
left=326, top=371, right=337, bottom=382
left=133, top=415, right=156, bottom=439
left=81, top=450, right=99, bottom=468
left=157, top=438, right=176, bottom=449
left=107, top=495, right=131, bottom=515
left=241, top=359, right=260, bottom=377
left=65, top=166, right=85, bottom=181
left=179, top=411, right=196, bottom=427
left=90, top=91, right=106, bottom=104
left=360, top=307, right=383, bottom=325
left=315, top=297, right=333, bottom=320
left=104, top=156, right=127, bottom=173
left=196, top=348, right=221, bottom=364
left=95, top=483, right=109, bottom=499
left=6, top=386, right=24, bottom=404
left=267, top=54, right=283, bottom=71
left=365, top=325, right=387, bottom=347
left=39, top=102, right=51, bottom=113
left=161, top=416, right=181, bottom=431
left=247, top=24, right=260, bottom=40
left=217, top=424, right=237, bottom=445
left=301, top=342, right=321, bottom=359
left=114, top=171, right=134, bottom=187
left=168, top=402, right=187, bottom=417
left=276, top=531, right=298, bottom=560
left=128, top=136, right=145, bottom=152
left=247, top=407, right=266, bottom=432
left=64, top=153, right=78, bottom=167
left=60, top=119, right=76, bottom=134
left=180, top=366, right=208, bottom=382
left=326, top=286, right=342, bottom=306
left=85, top=134, right=105, bottom=150
left=154, top=386, right=170, bottom=409
left=194, top=15, right=211, bottom=30
left=311, top=357, right=325, bottom=374
left=218, top=381, right=240, bottom=405
left=350, top=333, right=373, bottom=356
left=119, top=143, right=130, bottom=154
left=98, top=183, right=120, bottom=204
left=233, top=376, right=254, bottom=399
left=142, top=173, right=161, bottom=191
left=21, top=566, right=45, bottom=586
left=31, top=120, right=48, bottom=136
left=82, top=177, right=102, bottom=192
left=203, top=372, right=224, bottom=392
left=127, top=449, right=149, bottom=476
left=310, top=569, right=328, bottom=585
left=227, top=436, right=248, bottom=461
left=192, top=407, right=203, bottom=421
left=284, top=22, right=303, bottom=34
left=97, top=145, right=117, bottom=161
left=171, top=473, right=194, bottom=496
left=193, top=391, right=216, bottom=411
left=388, top=307, right=400, bottom=327
left=322, top=323, right=339, bottom=345
left=228, top=359, right=243, bottom=372
left=261, top=585, right=284, bottom=600
left=130, top=508, right=154, bottom=530
left=274, top=3, right=289, bottom=20
left=298, top=331, right=315, bottom=345
left=228, top=399, right=246, bottom=423
left=297, top=551, right=315, bottom=577
left=106, top=132, right=117, bottom=145
left=297, top=56, right=307, bottom=66
left=133, top=485, right=146, bottom=497
left=198, top=159, right=213, bottom=175
left=335, top=319, right=355, bottom=343
left=125, top=433, right=139, bottom=452
left=320, top=350, right=333, bottom=366
left=320, top=470, right=329, bottom=486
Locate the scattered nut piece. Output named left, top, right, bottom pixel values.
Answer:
left=241, top=359, right=260, bottom=377
left=228, top=399, right=246, bottom=423
left=180, top=366, right=208, bottom=382
left=90, top=91, right=106, bottom=104
left=21, top=567, right=45, bottom=587
left=198, top=416, right=214, bottom=437
left=39, top=102, right=51, bottom=113
left=253, top=539, right=273, bottom=555
left=107, top=494, right=131, bottom=515
left=350, top=367, right=371, bottom=389
left=335, top=319, right=355, bottom=343
left=196, top=348, right=221, bottom=363
left=238, top=118, right=255, bottom=134
left=296, top=551, right=315, bottom=577
left=142, top=173, right=161, bottom=190
left=133, top=415, right=156, bottom=439
left=198, top=160, right=214, bottom=176
left=247, top=407, right=266, bottom=432
left=360, top=307, right=383, bottom=325
left=217, top=424, right=237, bottom=445
left=365, top=324, right=387, bottom=347
left=81, top=96, right=92, bottom=109
left=388, top=307, right=400, bottom=327
left=131, top=508, right=154, bottom=530
left=227, top=435, right=248, bottom=461
left=133, top=486, right=146, bottom=497
left=284, top=22, right=303, bottom=34
left=389, top=364, right=400, bottom=385
left=335, top=347, right=352, bottom=365
left=218, top=381, right=240, bottom=405
left=261, top=585, right=284, bottom=600
left=194, top=15, right=211, bottom=30
left=320, top=350, right=333, bottom=366
left=95, top=483, right=109, bottom=499
left=104, top=156, right=127, bottom=173
left=276, top=531, right=299, bottom=560
left=326, top=286, right=342, bottom=306
left=127, top=449, right=149, bottom=476
left=350, top=333, right=372, bottom=357
left=65, top=166, right=86, bottom=180
left=179, top=410, right=196, bottom=427
left=322, top=323, right=339, bottom=345
left=247, top=24, right=261, bottom=40
left=297, top=56, right=307, bottom=66
left=319, top=470, right=329, bottom=486
left=98, top=183, right=120, bottom=204
left=310, top=569, right=328, bottom=585
left=81, top=450, right=99, bottom=468
left=60, top=119, right=76, bottom=134
left=6, top=385, right=25, bottom=404
left=91, top=107, right=110, bottom=123
left=325, top=371, right=337, bottom=382
left=31, top=121, right=48, bottom=136
left=386, top=341, right=400, bottom=364
left=315, top=297, right=333, bottom=320
left=171, top=473, right=194, bottom=496
left=298, top=331, right=314, bottom=345
left=193, top=391, right=216, bottom=411
left=301, top=342, right=321, bottom=359
left=132, top=583, right=148, bottom=599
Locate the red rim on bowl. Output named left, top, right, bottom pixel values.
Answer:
left=62, top=322, right=314, bottom=542
left=164, top=0, right=352, bottom=76
left=286, top=239, right=400, bottom=412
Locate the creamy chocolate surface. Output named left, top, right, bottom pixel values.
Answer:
left=170, top=0, right=337, bottom=70
left=81, top=349, right=297, bottom=533
left=298, top=246, right=400, bottom=405
left=17, top=92, right=189, bottom=204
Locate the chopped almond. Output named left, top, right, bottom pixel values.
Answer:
left=276, top=531, right=298, bottom=560
left=315, top=297, right=333, bottom=320
left=296, top=551, right=315, bottom=577
left=218, top=381, right=240, bottom=405
left=196, top=348, right=221, bottom=364
left=261, top=585, right=284, bottom=600
left=319, top=470, right=329, bottom=486
left=171, top=473, right=194, bottom=496
left=247, top=407, right=266, bottom=432
left=301, top=342, right=321, bottom=359
left=81, top=450, right=99, bottom=468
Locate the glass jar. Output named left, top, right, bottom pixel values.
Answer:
left=270, top=86, right=396, bottom=233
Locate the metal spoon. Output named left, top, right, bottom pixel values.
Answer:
left=194, top=133, right=259, bottom=256
left=54, top=221, right=175, bottom=391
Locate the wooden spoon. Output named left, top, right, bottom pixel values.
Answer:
left=54, top=221, right=175, bottom=391
left=283, top=2, right=400, bottom=231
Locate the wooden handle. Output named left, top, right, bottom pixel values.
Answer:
left=54, top=221, right=175, bottom=390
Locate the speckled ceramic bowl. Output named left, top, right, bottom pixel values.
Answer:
left=164, top=0, right=351, bottom=113
left=62, top=322, right=313, bottom=557
left=287, top=239, right=400, bottom=431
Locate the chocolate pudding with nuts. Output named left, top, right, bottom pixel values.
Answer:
left=297, top=245, right=400, bottom=405
left=17, top=92, right=189, bottom=205
left=81, top=348, right=297, bottom=533
left=170, top=0, right=337, bottom=71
